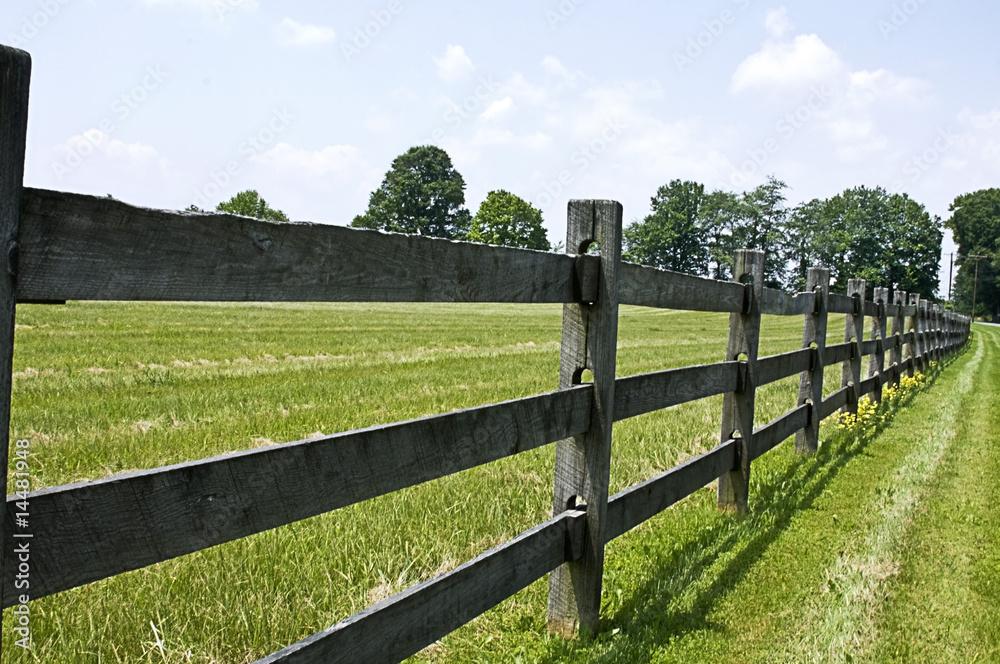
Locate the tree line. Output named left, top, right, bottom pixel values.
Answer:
left=194, top=144, right=998, bottom=318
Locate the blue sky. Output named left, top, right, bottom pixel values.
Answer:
left=4, top=0, right=998, bottom=294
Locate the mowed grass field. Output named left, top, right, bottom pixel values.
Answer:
left=2, top=302, right=996, bottom=663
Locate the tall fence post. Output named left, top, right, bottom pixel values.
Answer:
left=795, top=266, right=829, bottom=454
left=869, top=287, right=889, bottom=403
left=842, top=279, right=866, bottom=414
left=0, top=46, right=31, bottom=660
left=907, top=293, right=920, bottom=376
left=892, top=290, right=906, bottom=384
left=919, top=300, right=930, bottom=369
left=547, top=200, right=622, bottom=638
left=718, top=249, right=764, bottom=513
left=934, top=305, right=941, bottom=359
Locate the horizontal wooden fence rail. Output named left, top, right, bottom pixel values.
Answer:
left=0, top=46, right=973, bottom=663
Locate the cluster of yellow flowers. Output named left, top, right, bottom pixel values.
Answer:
left=836, top=371, right=928, bottom=432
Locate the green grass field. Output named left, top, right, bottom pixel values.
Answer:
left=2, top=302, right=995, bottom=663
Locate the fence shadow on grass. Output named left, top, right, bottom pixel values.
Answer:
left=536, top=349, right=964, bottom=664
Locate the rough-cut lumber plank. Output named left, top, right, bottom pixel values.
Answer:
left=0, top=48, right=30, bottom=637
left=748, top=405, right=810, bottom=462
left=820, top=387, right=851, bottom=421
left=842, top=280, right=866, bottom=415
left=548, top=200, right=621, bottom=637
left=718, top=249, right=764, bottom=513
left=760, top=288, right=815, bottom=316
left=1, top=385, right=592, bottom=607
left=859, top=339, right=879, bottom=358
left=827, top=293, right=856, bottom=314
left=605, top=440, right=737, bottom=541
left=824, top=342, right=854, bottom=367
left=869, top=287, right=889, bottom=403
left=613, top=362, right=740, bottom=421
left=858, top=376, right=879, bottom=400
left=757, top=348, right=813, bottom=386
left=256, top=509, right=586, bottom=664
left=17, top=188, right=589, bottom=304
left=796, top=267, right=830, bottom=454
left=617, top=262, right=744, bottom=313
left=907, top=294, right=921, bottom=376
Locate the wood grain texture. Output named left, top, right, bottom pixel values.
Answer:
left=717, top=249, right=764, bottom=513
left=1, top=385, right=592, bottom=607
left=841, top=279, right=866, bottom=415
left=819, top=387, right=851, bottom=421
left=824, top=342, right=854, bottom=367
left=613, top=362, right=740, bottom=421
left=868, top=287, right=889, bottom=403
left=859, top=339, right=879, bottom=359
left=757, top=348, right=813, bottom=387
left=0, top=48, right=30, bottom=642
left=827, top=293, right=856, bottom=314
left=858, top=376, right=879, bottom=400
left=907, top=294, right=921, bottom=376
left=748, top=405, right=810, bottom=462
left=617, top=261, right=744, bottom=313
left=760, top=288, right=815, bottom=316
left=605, top=440, right=737, bottom=541
left=796, top=267, right=830, bottom=454
left=256, top=509, right=586, bottom=664
left=17, top=188, right=589, bottom=304
left=548, top=200, right=622, bottom=637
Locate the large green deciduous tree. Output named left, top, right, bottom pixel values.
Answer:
left=947, top=189, right=1000, bottom=320
left=468, top=190, right=550, bottom=250
left=215, top=190, right=289, bottom=222
left=623, top=179, right=710, bottom=275
left=351, top=146, right=471, bottom=239
left=786, top=186, right=942, bottom=296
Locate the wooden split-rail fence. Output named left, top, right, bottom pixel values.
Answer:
left=0, top=47, right=972, bottom=662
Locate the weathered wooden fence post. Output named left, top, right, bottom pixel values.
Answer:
left=0, top=46, right=30, bottom=659
left=869, top=287, right=889, bottom=403
left=842, top=279, right=866, bottom=414
left=907, top=293, right=920, bottom=376
left=919, top=300, right=930, bottom=369
left=718, top=249, right=764, bottom=513
left=547, top=200, right=622, bottom=638
left=891, top=290, right=906, bottom=384
left=934, top=305, right=943, bottom=361
left=795, top=266, right=829, bottom=454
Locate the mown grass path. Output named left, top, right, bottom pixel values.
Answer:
left=494, top=326, right=996, bottom=664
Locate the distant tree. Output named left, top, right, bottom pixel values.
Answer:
left=352, top=145, right=471, bottom=239
left=733, top=176, right=790, bottom=288
left=792, top=186, right=941, bottom=295
left=216, top=190, right=289, bottom=222
left=947, top=189, right=1000, bottom=320
left=623, top=179, right=710, bottom=275
left=468, top=190, right=549, bottom=250
left=701, top=189, right=742, bottom=280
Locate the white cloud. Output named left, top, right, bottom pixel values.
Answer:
left=846, top=69, right=931, bottom=107
left=765, top=7, right=794, bottom=38
left=481, top=97, right=514, bottom=121
left=58, top=130, right=160, bottom=164
left=732, top=33, right=844, bottom=93
left=274, top=18, right=335, bottom=47
left=250, top=143, right=368, bottom=178
left=541, top=56, right=571, bottom=78
left=433, top=44, right=476, bottom=83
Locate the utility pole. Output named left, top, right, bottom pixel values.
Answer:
left=970, top=254, right=987, bottom=320
left=948, top=253, right=954, bottom=304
